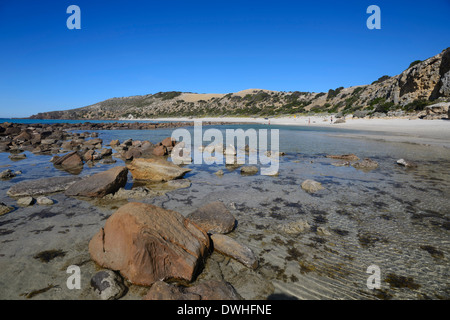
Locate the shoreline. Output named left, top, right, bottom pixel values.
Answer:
left=127, top=116, right=450, bottom=148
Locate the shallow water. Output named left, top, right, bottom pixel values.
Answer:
left=0, top=123, right=449, bottom=300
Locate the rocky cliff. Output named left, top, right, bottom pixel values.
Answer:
left=29, top=48, right=450, bottom=120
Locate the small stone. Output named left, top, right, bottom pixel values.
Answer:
left=278, top=219, right=310, bottom=234
left=301, top=179, right=324, bottom=193
left=397, top=159, right=418, bottom=168
left=0, top=203, right=14, bottom=216
left=240, top=166, right=259, bottom=175
left=317, top=227, right=331, bottom=236
left=90, top=270, right=127, bottom=300
left=36, top=196, right=54, bottom=205
left=214, top=169, right=224, bottom=176
left=17, top=196, right=34, bottom=207
left=0, top=169, right=16, bottom=179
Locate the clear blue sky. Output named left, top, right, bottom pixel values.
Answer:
left=0, top=0, right=449, bottom=117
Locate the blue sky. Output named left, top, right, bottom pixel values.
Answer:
left=0, top=0, right=449, bottom=117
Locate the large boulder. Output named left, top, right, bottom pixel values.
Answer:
left=88, top=202, right=210, bottom=286
left=127, top=158, right=191, bottom=181
left=7, top=176, right=81, bottom=197
left=65, top=166, right=128, bottom=198
left=187, top=202, right=236, bottom=234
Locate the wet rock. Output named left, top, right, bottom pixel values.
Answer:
left=166, top=179, right=191, bottom=189
left=8, top=153, right=26, bottom=161
left=214, top=169, right=224, bottom=176
left=17, top=196, right=34, bottom=207
left=331, top=161, right=351, bottom=167
left=124, top=147, right=142, bottom=161
left=240, top=166, right=259, bottom=175
left=397, top=158, right=418, bottom=168
left=104, top=187, right=154, bottom=200
left=0, top=169, right=16, bottom=180
left=109, top=140, right=120, bottom=147
left=161, top=137, right=176, bottom=148
left=143, top=281, right=200, bottom=300
left=152, top=145, right=167, bottom=156
left=326, top=154, right=360, bottom=161
left=317, top=227, right=331, bottom=236
left=100, top=158, right=116, bottom=165
left=89, top=202, right=210, bottom=286
left=278, top=219, right=310, bottom=234
left=0, top=203, right=14, bottom=216
left=127, top=158, right=191, bottom=182
left=65, top=166, right=128, bottom=198
left=100, top=148, right=112, bottom=158
left=90, top=270, right=127, bottom=300
left=210, top=234, right=258, bottom=269
left=143, top=280, right=241, bottom=300
left=352, top=158, right=379, bottom=171
left=301, top=179, right=324, bottom=193
left=187, top=202, right=236, bottom=235
left=53, top=151, right=83, bottom=169
left=83, top=150, right=97, bottom=161
left=7, top=176, right=82, bottom=197
left=84, top=138, right=103, bottom=148
left=36, top=196, right=54, bottom=205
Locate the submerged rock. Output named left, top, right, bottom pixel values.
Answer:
left=0, top=203, right=14, bottom=216
left=65, top=166, right=128, bottom=198
left=326, top=154, right=360, bottom=161
left=397, top=158, right=418, bottom=168
left=352, top=158, right=379, bottom=171
left=278, top=219, right=310, bottom=234
left=240, top=166, right=259, bottom=175
left=301, top=179, right=324, bottom=193
left=0, top=169, right=16, bottom=180
left=143, top=280, right=241, bottom=300
left=36, top=196, right=54, bottom=205
left=127, top=158, right=191, bottom=182
left=187, top=202, right=236, bottom=234
left=89, top=202, right=210, bottom=286
left=210, top=234, right=258, bottom=269
left=7, top=176, right=82, bottom=197
left=90, top=270, right=127, bottom=300
left=166, top=179, right=191, bottom=189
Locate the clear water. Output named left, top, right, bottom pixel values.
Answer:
left=0, top=123, right=449, bottom=300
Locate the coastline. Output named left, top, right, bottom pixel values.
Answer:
left=125, top=116, right=450, bottom=148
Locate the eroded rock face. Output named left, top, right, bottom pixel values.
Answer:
left=127, top=158, right=191, bottom=181
left=65, top=166, right=128, bottom=198
left=89, top=202, right=210, bottom=286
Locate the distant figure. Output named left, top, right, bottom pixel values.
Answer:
left=308, top=118, right=310, bottom=125
left=330, top=116, right=333, bottom=124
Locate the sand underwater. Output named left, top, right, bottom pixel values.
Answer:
left=0, top=123, right=449, bottom=300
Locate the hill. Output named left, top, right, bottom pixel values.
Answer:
left=29, top=48, right=450, bottom=120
